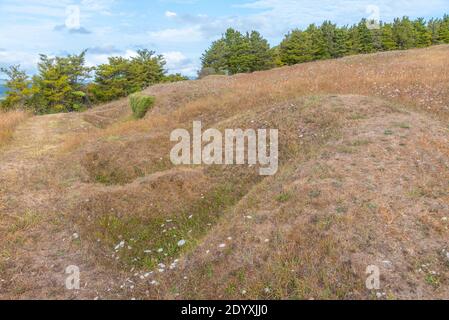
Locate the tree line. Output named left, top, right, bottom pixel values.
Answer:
left=200, top=14, right=449, bottom=76
left=0, top=49, right=187, bottom=113
left=2, top=14, right=448, bottom=113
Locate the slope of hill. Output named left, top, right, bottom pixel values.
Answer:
left=0, top=45, right=448, bottom=300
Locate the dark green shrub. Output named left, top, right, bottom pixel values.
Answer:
left=129, top=93, right=155, bottom=119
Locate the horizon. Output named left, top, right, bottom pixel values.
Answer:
left=1, top=0, right=448, bottom=77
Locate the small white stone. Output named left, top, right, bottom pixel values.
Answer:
left=157, top=248, right=163, bottom=253
left=178, top=240, right=186, bottom=247
left=72, top=233, right=79, bottom=239
left=115, top=241, right=125, bottom=250
left=218, top=243, right=226, bottom=248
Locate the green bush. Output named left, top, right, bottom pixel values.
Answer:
left=129, top=93, right=155, bottom=119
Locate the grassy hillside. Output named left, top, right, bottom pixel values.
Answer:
left=0, top=45, right=448, bottom=300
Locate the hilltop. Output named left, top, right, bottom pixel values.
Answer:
left=0, top=45, right=448, bottom=300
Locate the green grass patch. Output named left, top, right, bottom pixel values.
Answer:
left=276, top=192, right=292, bottom=203
left=130, top=93, right=155, bottom=119
left=94, top=183, right=239, bottom=269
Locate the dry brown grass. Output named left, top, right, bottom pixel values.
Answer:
left=0, top=110, right=29, bottom=148
left=1, top=46, right=449, bottom=300
left=65, top=46, right=449, bottom=187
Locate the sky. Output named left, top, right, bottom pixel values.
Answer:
left=0, top=0, right=448, bottom=77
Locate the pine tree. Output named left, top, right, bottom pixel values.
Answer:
left=319, top=21, right=337, bottom=58
left=248, top=31, right=275, bottom=71
left=334, top=26, right=349, bottom=58
left=357, top=19, right=374, bottom=53
left=200, top=28, right=274, bottom=75
left=438, top=15, right=449, bottom=43
left=279, top=29, right=314, bottom=65
left=307, top=24, right=328, bottom=60
left=200, top=39, right=229, bottom=74
left=28, top=52, right=91, bottom=113
left=393, top=17, right=416, bottom=49
left=413, top=18, right=432, bottom=47
left=381, top=23, right=397, bottom=50
left=0, top=65, right=32, bottom=110
left=346, top=24, right=361, bottom=55
left=428, top=18, right=442, bottom=44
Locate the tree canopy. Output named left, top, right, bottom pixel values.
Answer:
left=1, top=49, right=186, bottom=113
left=200, top=28, right=274, bottom=76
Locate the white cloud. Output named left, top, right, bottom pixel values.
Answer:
left=148, top=26, right=203, bottom=43
left=0, top=50, right=40, bottom=72
left=85, top=48, right=137, bottom=67
left=163, top=51, right=198, bottom=77
left=236, top=0, right=449, bottom=32
left=165, top=11, right=177, bottom=18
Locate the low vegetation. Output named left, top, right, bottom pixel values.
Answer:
left=129, top=94, right=155, bottom=119
left=0, top=110, right=28, bottom=148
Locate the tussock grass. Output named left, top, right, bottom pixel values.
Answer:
left=0, top=110, right=29, bottom=148
left=130, top=94, right=155, bottom=119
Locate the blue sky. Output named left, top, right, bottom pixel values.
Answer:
left=0, top=0, right=448, bottom=77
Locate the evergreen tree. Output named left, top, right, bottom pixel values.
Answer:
left=438, top=15, right=449, bottom=43
left=319, top=21, right=337, bottom=58
left=200, top=28, right=274, bottom=75
left=0, top=65, right=32, bottom=110
left=223, top=29, right=253, bottom=74
left=248, top=31, right=275, bottom=71
left=91, top=56, right=132, bottom=102
left=200, top=39, right=229, bottom=74
left=307, top=24, right=328, bottom=60
left=334, top=26, right=349, bottom=58
left=279, top=29, right=314, bottom=65
left=357, top=19, right=374, bottom=53
left=393, top=17, right=416, bottom=49
left=29, top=51, right=92, bottom=113
left=128, top=49, right=166, bottom=91
left=381, top=23, right=397, bottom=50
left=413, top=18, right=432, bottom=47
left=428, top=18, right=442, bottom=44
left=91, top=50, right=166, bottom=103
left=346, top=24, right=361, bottom=55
